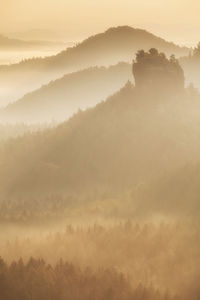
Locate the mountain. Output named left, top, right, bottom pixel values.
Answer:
left=0, top=63, right=132, bottom=123
left=0, top=26, right=189, bottom=106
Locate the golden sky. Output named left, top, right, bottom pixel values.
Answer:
left=1, top=0, right=200, bottom=46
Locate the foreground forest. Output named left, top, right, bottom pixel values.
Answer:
left=0, top=257, right=181, bottom=300
left=0, top=222, right=200, bottom=299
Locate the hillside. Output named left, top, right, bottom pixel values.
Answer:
left=0, top=63, right=132, bottom=123
left=134, top=162, right=200, bottom=218
left=1, top=82, right=200, bottom=221
left=0, top=26, right=189, bottom=106
left=0, top=123, right=50, bottom=141
left=1, top=50, right=199, bottom=222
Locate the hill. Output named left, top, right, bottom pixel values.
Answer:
left=0, top=35, right=34, bottom=49
left=0, top=26, right=189, bottom=106
left=1, top=83, right=200, bottom=221
left=8, top=28, right=72, bottom=42
left=0, top=34, right=65, bottom=50
left=0, top=63, right=132, bottom=123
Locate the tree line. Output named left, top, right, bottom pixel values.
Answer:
left=0, top=257, right=182, bottom=300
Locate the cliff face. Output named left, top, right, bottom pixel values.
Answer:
left=133, top=49, right=185, bottom=94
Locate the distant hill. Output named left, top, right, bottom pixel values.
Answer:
left=0, top=26, right=189, bottom=106
left=0, top=63, right=132, bottom=123
left=8, top=29, right=72, bottom=42
left=0, top=34, right=65, bottom=50
left=0, top=34, right=39, bottom=49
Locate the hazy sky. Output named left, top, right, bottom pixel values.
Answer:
left=2, top=0, right=200, bottom=46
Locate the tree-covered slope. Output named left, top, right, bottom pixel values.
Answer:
left=0, top=63, right=132, bottom=123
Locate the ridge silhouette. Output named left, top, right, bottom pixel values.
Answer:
left=0, top=26, right=189, bottom=107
